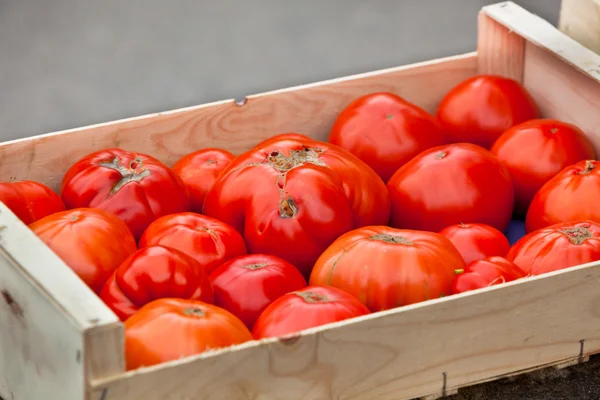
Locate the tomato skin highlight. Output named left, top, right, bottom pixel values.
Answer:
left=507, top=220, right=600, bottom=276
left=252, top=286, right=369, bottom=339
left=435, top=75, right=540, bottom=149
left=60, top=148, right=190, bottom=239
left=29, top=208, right=137, bottom=294
left=387, top=143, right=514, bottom=233
left=100, top=245, right=214, bottom=321
left=309, top=226, right=465, bottom=311
left=451, top=256, right=526, bottom=294
left=439, top=223, right=511, bottom=265
left=125, top=298, right=252, bottom=370
left=491, top=119, right=596, bottom=216
left=0, top=180, right=66, bottom=224
left=172, top=148, right=235, bottom=213
left=328, top=92, right=446, bottom=182
left=209, top=254, right=307, bottom=330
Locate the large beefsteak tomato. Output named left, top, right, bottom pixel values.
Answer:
left=451, top=256, right=526, bottom=294
left=0, top=180, right=65, bottom=224
left=29, top=208, right=137, bottom=294
left=328, top=92, right=446, bottom=182
left=202, top=133, right=390, bottom=276
left=60, top=148, right=190, bottom=239
left=439, top=223, right=510, bottom=265
left=309, top=226, right=465, bottom=311
left=387, top=143, right=514, bottom=232
left=100, top=245, right=214, bottom=321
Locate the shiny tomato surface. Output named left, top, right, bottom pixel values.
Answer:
left=60, top=148, right=190, bottom=239
left=100, top=245, right=214, bottom=321
left=451, top=256, right=526, bottom=294
left=439, top=223, right=510, bottom=265
left=0, top=180, right=65, bottom=224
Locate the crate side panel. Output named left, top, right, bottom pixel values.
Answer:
left=477, top=12, right=525, bottom=81
left=90, top=262, right=600, bottom=400
left=559, top=0, right=600, bottom=54
left=0, top=53, right=477, bottom=192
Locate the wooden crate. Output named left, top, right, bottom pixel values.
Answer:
left=2, top=2, right=600, bottom=399
left=559, top=0, right=600, bottom=54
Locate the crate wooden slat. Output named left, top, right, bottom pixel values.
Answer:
left=559, top=0, right=600, bottom=54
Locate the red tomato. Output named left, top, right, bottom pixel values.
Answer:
left=526, top=160, right=600, bottom=232
left=506, top=220, right=600, bottom=275
left=203, top=133, right=390, bottom=277
left=309, top=226, right=465, bottom=311
left=491, top=119, right=596, bottom=216
left=252, top=286, right=369, bottom=339
left=387, top=143, right=514, bottom=233
left=451, top=256, right=526, bottom=294
left=435, top=75, right=540, bottom=149
left=172, top=148, right=235, bottom=213
left=209, top=254, right=307, bottom=329
left=29, top=208, right=137, bottom=294
left=328, top=92, right=446, bottom=182
left=439, top=223, right=511, bottom=265
left=60, top=148, right=190, bottom=239
left=100, top=245, right=214, bottom=321
left=125, top=298, right=252, bottom=370
left=0, top=180, right=66, bottom=224
left=139, top=212, right=247, bottom=275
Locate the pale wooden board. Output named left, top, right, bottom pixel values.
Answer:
left=89, top=261, right=600, bottom=400
left=559, top=0, right=600, bottom=54
left=0, top=53, right=477, bottom=192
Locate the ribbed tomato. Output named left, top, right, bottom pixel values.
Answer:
left=29, top=208, right=137, bottom=294
left=309, top=226, right=465, bottom=311
left=125, top=298, right=252, bottom=370
left=202, top=133, right=390, bottom=277
left=451, top=256, right=526, bottom=294
left=439, top=223, right=510, bottom=265
left=0, top=180, right=65, bottom=224
left=252, top=286, right=369, bottom=339
left=100, top=245, right=214, bottom=321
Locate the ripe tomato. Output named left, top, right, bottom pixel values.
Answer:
left=328, top=92, right=446, bottom=182
left=491, top=119, right=596, bottom=216
left=252, top=286, right=369, bottom=339
left=506, top=220, right=600, bottom=275
left=387, top=143, right=514, bottom=233
left=203, top=133, right=390, bottom=277
left=209, top=254, right=307, bottom=329
left=435, top=75, right=540, bottom=149
left=125, top=298, right=252, bottom=370
left=29, top=208, right=137, bottom=294
left=451, top=256, right=526, bottom=294
left=60, top=148, right=190, bottom=239
left=172, top=148, right=235, bottom=213
left=439, top=223, right=510, bottom=265
left=526, top=160, right=600, bottom=233
left=0, top=180, right=66, bottom=224
left=100, top=245, right=214, bottom=321
left=139, top=212, right=247, bottom=275
left=309, top=226, right=465, bottom=311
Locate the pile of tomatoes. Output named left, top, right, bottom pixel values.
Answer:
left=3, top=74, right=600, bottom=370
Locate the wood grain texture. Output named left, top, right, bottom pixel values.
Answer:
left=0, top=53, right=477, bottom=192
left=89, top=261, right=600, bottom=400
left=559, top=0, right=600, bottom=54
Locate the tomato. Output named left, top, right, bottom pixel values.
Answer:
left=209, top=254, right=307, bottom=330
left=387, top=143, right=514, bottom=233
left=526, top=160, right=600, bottom=233
left=29, top=208, right=137, bottom=294
left=451, top=256, right=526, bottom=294
left=435, top=75, right=540, bottom=149
left=328, top=92, right=446, bottom=182
left=439, top=223, right=510, bottom=265
left=60, top=148, right=190, bottom=239
left=125, top=298, right=252, bottom=370
left=0, top=180, right=66, bottom=224
left=506, top=220, right=600, bottom=275
left=139, top=212, right=247, bottom=275
left=172, top=148, right=235, bottom=213
left=100, top=245, right=213, bottom=321
left=252, top=286, right=369, bottom=339
left=202, top=133, right=390, bottom=277
left=491, top=119, right=596, bottom=216
left=309, top=226, right=465, bottom=311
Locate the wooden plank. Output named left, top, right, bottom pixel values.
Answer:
left=0, top=53, right=477, bottom=192
left=559, top=0, right=600, bottom=54
left=89, top=261, right=600, bottom=400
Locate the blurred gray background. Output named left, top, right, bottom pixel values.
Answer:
left=0, top=0, right=560, bottom=142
